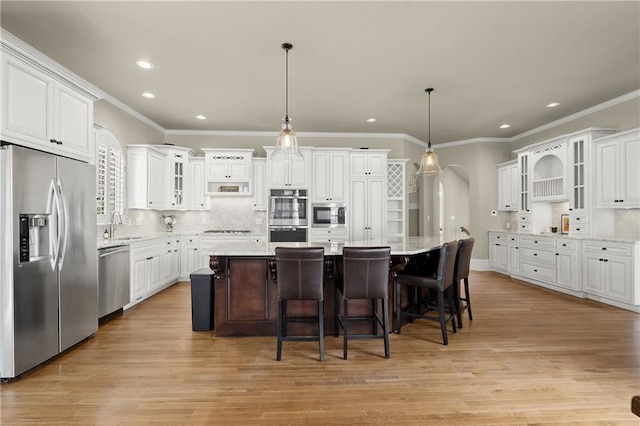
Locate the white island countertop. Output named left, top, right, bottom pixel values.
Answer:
left=205, top=236, right=453, bottom=257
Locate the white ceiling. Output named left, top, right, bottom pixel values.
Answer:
left=1, top=1, right=638, bottom=145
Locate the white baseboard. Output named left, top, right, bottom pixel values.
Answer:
left=471, top=258, right=490, bottom=271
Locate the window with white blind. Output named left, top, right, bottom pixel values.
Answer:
left=96, top=128, right=125, bottom=224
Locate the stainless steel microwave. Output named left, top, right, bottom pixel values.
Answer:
left=312, top=203, right=346, bottom=227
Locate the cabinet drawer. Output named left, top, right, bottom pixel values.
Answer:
left=489, top=232, right=508, bottom=242
left=521, top=247, right=556, bottom=265
left=520, top=236, right=555, bottom=248
left=130, top=239, right=164, bottom=257
left=183, top=235, right=199, bottom=244
left=518, top=214, right=531, bottom=222
left=583, top=241, right=632, bottom=257
left=569, top=213, right=589, bottom=224
left=517, top=223, right=531, bottom=233
left=555, top=239, right=577, bottom=250
left=521, top=262, right=556, bottom=283
left=569, top=224, right=589, bottom=236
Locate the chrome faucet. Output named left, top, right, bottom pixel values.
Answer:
left=109, top=211, right=123, bottom=238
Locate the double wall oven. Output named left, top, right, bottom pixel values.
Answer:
left=268, top=189, right=308, bottom=242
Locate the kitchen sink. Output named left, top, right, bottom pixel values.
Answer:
left=114, top=236, right=143, bottom=240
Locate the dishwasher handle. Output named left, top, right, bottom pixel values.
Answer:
left=99, top=246, right=130, bottom=258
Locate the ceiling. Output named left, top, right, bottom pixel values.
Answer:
left=1, top=1, right=639, bottom=145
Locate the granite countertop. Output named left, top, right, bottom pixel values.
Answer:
left=487, top=229, right=640, bottom=244
left=204, top=236, right=450, bottom=257
left=97, top=231, right=267, bottom=250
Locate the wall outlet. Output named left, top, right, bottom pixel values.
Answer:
left=506, top=222, right=511, bottom=229
left=450, top=215, right=456, bottom=220
left=490, top=210, right=497, bottom=216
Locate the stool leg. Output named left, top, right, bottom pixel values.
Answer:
left=334, top=286, right=340, bottom=337
left=372, top=299, right=378, bottom=335
left=465, top=278, right=473, bottom=320
left=318, top=300, right=325, bottom=362
left=448, top=287, right=457, bottom=334
left=437, top=290, right=448, bottom=346
left=276, top=299, right=284, bottom=361
left=454, top=278, right=463, bottom=329
left=382, top=298, right=390, bottom=359
left=343, top=298, right=348, bottom=360
left=395, top=281, right=402, bottom=334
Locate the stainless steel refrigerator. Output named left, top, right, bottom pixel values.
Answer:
left=0, top=144, right=98, bottom=380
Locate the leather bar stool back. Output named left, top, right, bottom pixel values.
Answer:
left=335, top=246, right=391, bottom=359
left=454, top=237, right=475, bottom=328
left=395, top=240, right=459, bottom=345
left=275, top=247, right=325, bottom=361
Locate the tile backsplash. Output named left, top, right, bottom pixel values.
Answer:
left=97, top=198, right=267, bottom=239
left=615, top=209, right=640, bottom=240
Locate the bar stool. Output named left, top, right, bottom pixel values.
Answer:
left=395, top=240, right=458, bottom=345
left=275, top=247, right=325, bottom=362
left=334, top=247, right=391, bottom=359
left=454, top=237, right=475, bottom=328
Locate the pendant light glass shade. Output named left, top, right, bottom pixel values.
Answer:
left=417, top=87, right=442, bottom=175
left=272, top=119, right=304, bottom=161
left=418, top=142, right=442, bottom=175
left=271, top=42, right=303, bottom=161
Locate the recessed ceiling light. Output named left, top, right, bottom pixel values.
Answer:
left=366, top=118, right=377, bottom=123
left=499, top=124, right=510, bottom=129
left=196, top=115, right=207, bottom=120
left=546, top=102, right=560, bottom=108
left=141, top=92, right=155, bottom=99
left=136, top=60, right=154, bottom=69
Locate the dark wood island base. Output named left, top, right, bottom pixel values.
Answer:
left=209, top=253, right=420, bottom=337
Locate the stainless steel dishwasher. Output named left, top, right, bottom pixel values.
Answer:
left=98, top=245, right=130, bottom=319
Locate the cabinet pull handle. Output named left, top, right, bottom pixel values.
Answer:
left=602, top=247, right=607, bottom=251
left=555, top=253, right=559, bottom=256
left=562, top=243, right=567, bottom=247
left=533, top=269, right=538, bottom=272
left=603, top=259, right=609, bottom=262
left=533, top=253, right=537, bottom=256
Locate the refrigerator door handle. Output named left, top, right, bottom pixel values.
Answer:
left=56, top=178, right=69, bottom=269
left=47, top=179, right=61, bottom=270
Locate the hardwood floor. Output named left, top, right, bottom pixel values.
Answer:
left=2, top=271, right=639, bottom=425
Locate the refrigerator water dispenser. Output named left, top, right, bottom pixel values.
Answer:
left=19, top=214, right=51, bottom=262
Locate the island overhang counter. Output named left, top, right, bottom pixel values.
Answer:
left=205, top=237, right=447, bottom=337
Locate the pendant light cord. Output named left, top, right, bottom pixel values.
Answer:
left=284, top=44, right=291, bottom=124
left=426, top=87, right=434, bottom=151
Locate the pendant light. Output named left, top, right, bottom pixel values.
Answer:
left=417, top=88, right=442, bottom=175
left=271, top=42, right=304, bottom=161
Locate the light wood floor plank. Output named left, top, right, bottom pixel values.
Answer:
left=2, top=271, right=639, bottom=425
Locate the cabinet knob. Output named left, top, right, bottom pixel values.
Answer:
left=602, top=247, right=607, bottom=251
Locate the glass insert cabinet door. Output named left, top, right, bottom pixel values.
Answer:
left=172, top=157, right=185, bottom=207
left=571, top=138, right=585, bottom=211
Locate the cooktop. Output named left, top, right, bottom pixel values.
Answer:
left=203, top=230, right=251, bottom=234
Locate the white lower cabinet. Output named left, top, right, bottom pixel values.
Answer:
left=488, top=232, right=509, bottom=271
left=490, top=231, right=639, bottom=312
left=180, top=236, right=205, bottom=279
left=127, top=237, right=180, bottom=308
left=582, top=240, right=636, bottom=306
left=129, top=240, right=163, bottom=305
left=507, top=235, right=520, bottom=275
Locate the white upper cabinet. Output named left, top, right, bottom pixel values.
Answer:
left=252, top=158, right=267, bottom=210
left=187, top=157, right=209, bottom=210
left=529, top=137, right=569, bottom=202
left=312, top=149, right=349, bottom=202
left=497, top=160, right=518, bottom=211
left=350, top=151, right=387, bottom=177
left=265, top=147, right=312, bottom=189
left=595, top=128, right=640, bottom=209
left=1, top=48, right=97, bottom=163
left=154, top=146, right=196, bottom=210
left=127, top=145, right=167, bottom=210
left=202, top=149, right=253, bottom=196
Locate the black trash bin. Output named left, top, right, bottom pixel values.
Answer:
left=190, top=268, right=215, bottom=331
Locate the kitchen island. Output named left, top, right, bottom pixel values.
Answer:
left=205, top=237, right=448, bottom=336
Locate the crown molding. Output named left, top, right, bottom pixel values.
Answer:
left=1, top=28, right=100, bottom=100
left=510, top=89, right=640, bottom=142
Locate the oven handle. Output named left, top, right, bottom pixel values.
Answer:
left=269, top=226, right=308, bottom=231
